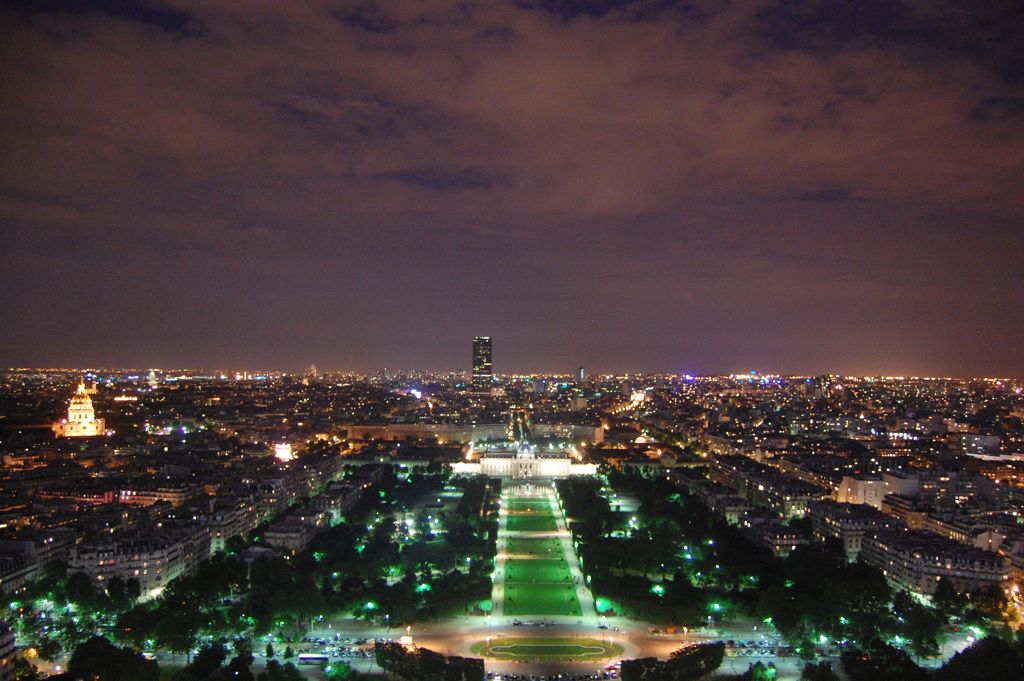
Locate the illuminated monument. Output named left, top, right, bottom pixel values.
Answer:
left=453, top=410, right=597, bottom=479
left=52, top=382, right=105, bottom=438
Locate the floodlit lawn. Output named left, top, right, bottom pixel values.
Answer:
left=507, top=513, right=558, bottom=532
left=507, top=537, right=563, bottom=557
left=504, top=582, right=581, bottom=616
left=507, top=499, right=553, bottom=511
left=505, top=558, right=571, bottom=583
left=471, top=637, right=622, bottom=661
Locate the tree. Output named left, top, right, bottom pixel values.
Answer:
left=934, top=636, right=1024, bottom=681
left=225, top=637, right=256, bottom=681
left=114, top=603, right=156, bottom=649
left=258, top=660, right=306, bottom=681
left=964, top=585, right=1009, bottom=624
left=284, top=645, right=295, bottom=660
left=932, top=578, right=963, bottom=617
left=266, top=641, right=276, bottom=659
left=106, top=576, right=129, bottom=608
left=66, top=571, right=99, bottom=610
left=323, top=660, right=358, bottom=680
left=154, top=605, right=204, bottom=660
left=225, top=653, right=256, bottom=681
left=667, top=641, right=725, bottom=680
left=9, top=656, right=43, bottom=681
left=620, top=657, right=660, bottom=681
left=801, top=662, right=840, bottom=681
left=64, top=635, right=159, bottom=681
left=621, top=643, right=725, bottom=681
left=840, top=640, right=928, bottom=681
left=125, top=578, right=142, bottom=602
left=739, top=662, right=777, bottom=680
left=893, top=590, right=944, bottom=658
left=184, top=642, right=228, bottom=679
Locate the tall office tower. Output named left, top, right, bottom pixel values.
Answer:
left=576, top=366, right=586, bottom=383
left=472, top=336, right=493, bottom=393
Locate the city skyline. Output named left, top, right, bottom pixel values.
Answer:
left=6, top=363, right=1024, bottom=382
left=2, top=365, right=1024, bottom=679
left=1, top=1, right=1023, bottom=377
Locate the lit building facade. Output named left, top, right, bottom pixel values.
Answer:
left=861, top=529, right=1007, bottom=595
left=68, top=528, right=211, bottom=599
left=452, top=443, right=597, bottom=479
left=51, top=382, right=105, bottom=437
left=835, top=475, right=887, bottom=509
left=348, top=422, right=603, bottom=445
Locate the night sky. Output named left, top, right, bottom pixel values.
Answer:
left=2, top=1, right=1023, bottom=376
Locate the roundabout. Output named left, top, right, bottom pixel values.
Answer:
left=471, top=637, right=623, bottom=662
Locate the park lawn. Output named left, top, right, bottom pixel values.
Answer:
left=506, top=499, right=552, bottom=511
left=506, top=537, right=563, bottom=557
left=506, top=513, right=558, bottom=532
left=471, top=637, right=623, bottom=661
left=504, top=582, right=582, bottom=616
left=505, top=558, right=572, bottom=583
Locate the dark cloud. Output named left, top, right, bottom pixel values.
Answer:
left=0, top=0, right=1022, bottom=375
left=372, top=167, right=503, bottom=191
left=797, top=184, right=860, bottom=203
left=1, top=0, right=201, bottom=34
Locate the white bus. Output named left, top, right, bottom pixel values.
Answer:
left=298, top=653, right=330, bottom=665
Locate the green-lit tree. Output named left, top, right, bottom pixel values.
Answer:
left=9, top=656, right=42, bottom=681
left=257, top=660, right=306, bottom=681
left=892, top=590, right=944, bottom=658
left=323, top=660, right=358, bottom=680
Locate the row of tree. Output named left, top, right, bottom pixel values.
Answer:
left=620, top=642, right=725, bottom=681
left=375, top=640, right=484, bottom=681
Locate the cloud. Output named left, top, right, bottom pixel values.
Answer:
left=0, top=0, right=1022, bottom=373
left=797, top=184, right=860, bottom=203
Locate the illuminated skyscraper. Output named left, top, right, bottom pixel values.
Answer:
left=472, top=336, right=493, bottom=393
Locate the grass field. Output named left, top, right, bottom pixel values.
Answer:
left=504, top=582, right=582, bottom=616
left=506, top=537, right=563, bottom=557
left=506, top=513, right=558, bottom=532
left=471, top=637, right=623, bottom=661
left=502, top=491, right=581, bottom=616
left=506, top=499, right=552, bottom=511
left=505, top=558, right=571, bottom=582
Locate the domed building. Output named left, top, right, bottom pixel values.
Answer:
left=52, top=382, right=105, bottom=437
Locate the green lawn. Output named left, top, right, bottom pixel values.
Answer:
left=471, top=637, right=622, bottom=661
left=507, top=537, right=563, bottom=557
left=506, top=499, right=552, bottom=511
left=506, top=513, right=558, bottom=532
left=504, top=582, right=582, bottom=616
left=505, top=558, right=571, bottom=583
